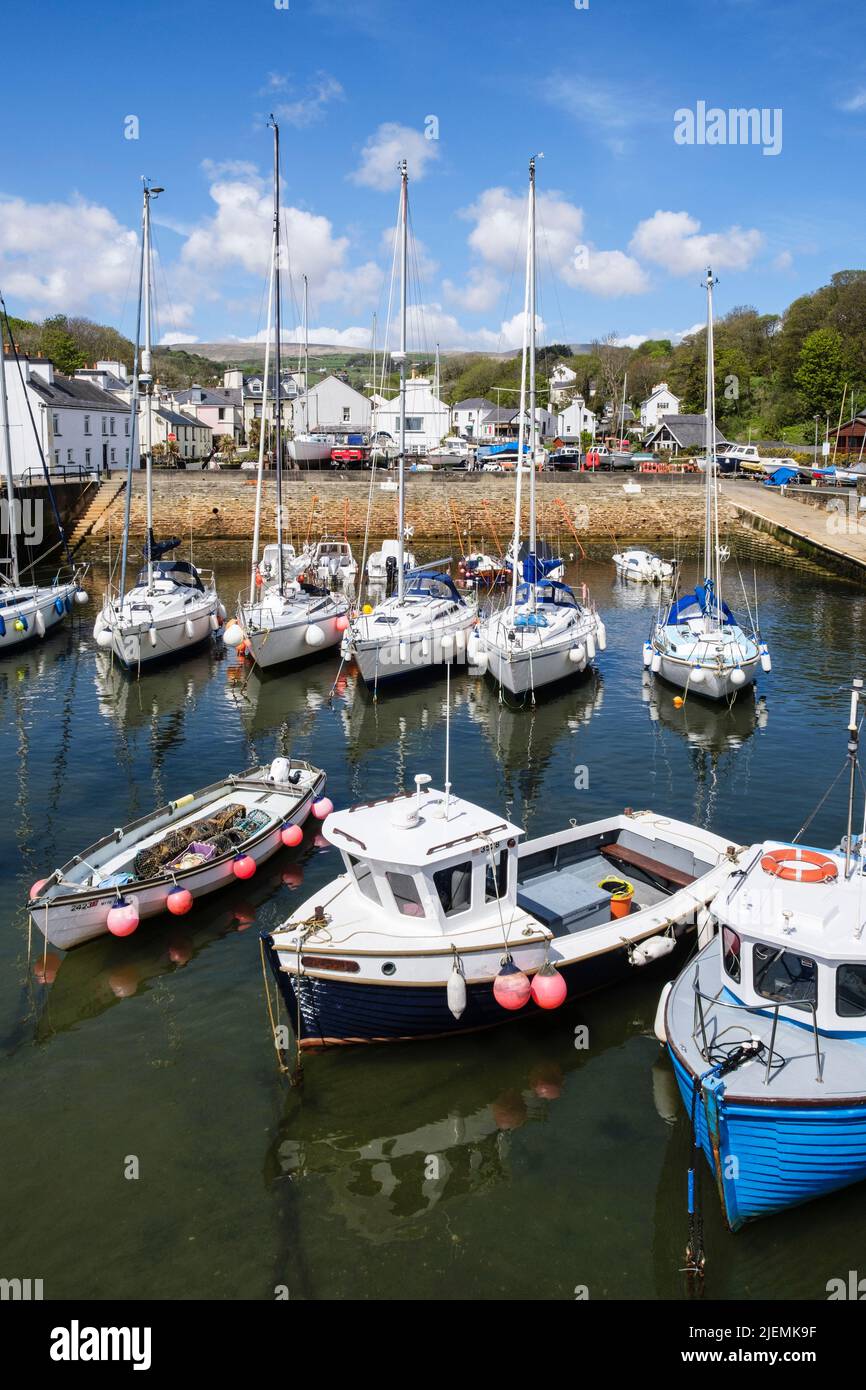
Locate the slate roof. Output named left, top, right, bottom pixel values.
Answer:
left=453, top=397, right=495, bottom=411
left=155, top=406, right=209, bottom=430
left=26, top=368, right=131, bottom=412
left=645, top=413, right=727, bottom=448
left=175, top=386, right=242, bottom=408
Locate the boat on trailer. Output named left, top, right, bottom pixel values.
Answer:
left=29, top=757, right=327, bottom=950
left=262, top=773, right=747, bottom=1048
left=662, top=676, right=866, bottom=1235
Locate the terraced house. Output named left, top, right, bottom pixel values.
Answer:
left=2, top=349, right=138, bottom=477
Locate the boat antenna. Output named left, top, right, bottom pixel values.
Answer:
left=269, top=115, right=285, bottom=594
left=845, top=676, right=863, bottom=876
left=118, top=184, right=146, bottom=601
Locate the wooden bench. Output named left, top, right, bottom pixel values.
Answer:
left=601, top=842, right=696, bottom=889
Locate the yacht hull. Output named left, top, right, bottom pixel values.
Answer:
left=0, top=582, right=80, bottom=654
left=348, top=608, right=476, bottom=687
left=653, top=650, right=760, bottom=701
left=244, top=607, right=345, bottom=670
left=104, top=594, right=219, bottom=669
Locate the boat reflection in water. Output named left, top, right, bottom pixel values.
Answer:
left=93, top=646, right=219, bottom=730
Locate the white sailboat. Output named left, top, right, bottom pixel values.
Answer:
left=94, top=180, right=221, bottom=670
left=0, top=302, right=88, bottom=652
left=476, top=157, right=604, bottom=700
left=288, top=276, right=333, bottom=464
left=342, top=161, right=476, bottom=691
left=646, top=268, right=771, bottom=701
left=228, top=119, right=348, bottom=672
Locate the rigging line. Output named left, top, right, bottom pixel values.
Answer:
left=792, top=757, right=850, bottom=844
left=0, top=293, right=75, bottom=571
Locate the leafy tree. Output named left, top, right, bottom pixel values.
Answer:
left=794, top=328, right=846, bottom=418
left=39, top=315, right=85, bottom=375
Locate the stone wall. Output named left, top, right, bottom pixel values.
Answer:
left=82, top=469, right=739, bottom=558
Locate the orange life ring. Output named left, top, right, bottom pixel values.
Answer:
left=760, top=847, right=838, bottom=884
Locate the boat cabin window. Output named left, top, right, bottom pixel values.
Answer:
left=387, top=871, right=425, bottom=918
left=836, top=963, right=866, bottom=1018
left=753, top=944, right=817, bottom=1008
left=722, top=927, right=741, bottom=983
left=434, top=861, right=473, bottom=917
left=348, top=854, right=380, bottom=906
left=485, top=849, right=509, bottom=903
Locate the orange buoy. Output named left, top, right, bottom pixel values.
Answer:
left=281, top=822, right=303, bottom=847
left=232, top=854, right=257, bottom=880
left=530, top=962, right=567, bottom=1009
left=493, top=959, right=531, bottom=1010
left=166, top=885, right=193, bottom=915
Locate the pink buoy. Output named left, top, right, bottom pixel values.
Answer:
left=166, top=885, right=193, bottom=916
left=335, top=614, right=349, bottom=633
left=30, top=878, right=49, bottom=900
left=280, top=822, right=303, bottom=848
left=232, top=853, right=257, bottom=880
left=106, top=897, right=139, bottom=937
left=312, top=797, right=334, bottom=821
left=493, top=959, right=531, bottom=1011
left=530, top=962, right=568, bottom=1010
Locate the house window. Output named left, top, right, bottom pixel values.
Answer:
left=125, top=419, right=129, bottom=436
left=722, top=927, right=741, bottom=983
left=348, top=854, right=380, bottom=905
left=125, top=449, right=129, bottom=464
left=386, top=871, right=425, bottom=918
left=54, top=449, right=60, bottom=467
left=837, top=964, right=866, bottom=1017
left=85, top=448, right=92, bottom=466
left=753, top=943, right=817, bottom=1007
left=405, top=417, right=423, bottom=432
left=84, top=415, right=91, bottom=435
left=52, top=413, right=61, bottom=435
left=102, top=418, right=108, bottom=435
left=110, top=417, right=116, bottom=435
left=434, top=861, right=473, bottom=917
left=218, top=407, right=225, bottom=420
left=342, top=407, right=351, bottom=423
left=66, top=448, right=73, bottom=464
left=110, top=448, right=116, bottom=464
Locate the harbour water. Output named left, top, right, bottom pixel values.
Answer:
left=2, top=552, right=865, bottom=1301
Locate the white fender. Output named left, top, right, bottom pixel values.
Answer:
left=654, top=981, right=673, bottom=1041
left=595, top=619, right=607, bottom=651
left=305, top=624, right=325, bottom=648
left=651, top=651, right=662, bottom=674
left=730, top=667, right=746, bottom=687
left=223, top=621, right=244, bottom=648
left=148, top=626, right=158, bottom=648
left=74, top=588, right=89, bottom=606
left=96, top=627, right=113, bottom=650
left=586, top=632, right=596, bottom=660
left=568, top=644, right=585, bottom=664
left=631, top=934, right=676, bottom=967
left=760, top=642, right=772, bottom=673
left=209, top=613, right=219, bottom=631
left=689, top=665, right=705, bottom=685
left=447, top=964, right=467, bottom=1020
left=441, top=633, right=454, bottom=659
left=217, top=602, right=228, bottom=624
left=398, top=640, right=409, bottom=664
left=184, top=618, right=195, bottom=640
left=642, top=642, right=653, bottom=668
left=35, top=609, right=46, bottom=638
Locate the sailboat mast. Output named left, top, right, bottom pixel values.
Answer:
left=271, top=117, right=284, bottom=592
left=704, top=267, right=720, bottom=616
left=396, top=159, right=408, bottom=603
left=250, top=217, right=276, bottom=605
left=0, top=314, right=19, bottom=587
left=141, top=180, right=159, bottom=595
left=302, top=274, right=309, bottom=434
left=509, top=157, right=534, bottom=615
left=119, top=191, right=146, bottom=602
left=528, top=157, right=538, bottom=561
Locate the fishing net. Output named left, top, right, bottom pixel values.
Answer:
left=134, top=803, right=247, bottom=880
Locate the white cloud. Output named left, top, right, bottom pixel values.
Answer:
left=613, top=322, right=704, bottom=349
left=544, top=75, right=645, bottom=156
left=349, top=123, right=439, bottom=191
left=838, top=88, right=866, bottom=113
left=565, top=248, right=649, bottom=296
left=160, top=332, right=199, bottom=346
left=629, top=210, right=763, bottom=274
left=442, top=267, right=504, bottom=314
left=461, top=186, right=585, bottom=274
left=270, top=71, right=344, bottom=127
left=772, top=250, right=793, bottom=272
left=379, top=225, right=439, bottom=280
left=0, top=193, right=137, bottom=317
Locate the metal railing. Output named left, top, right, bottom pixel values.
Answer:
left=692, top=978, right=823, bottom=1086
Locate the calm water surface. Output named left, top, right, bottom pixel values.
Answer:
left=2, top=550, right=865, bottom=1301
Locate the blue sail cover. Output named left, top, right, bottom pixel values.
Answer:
left=516, top=579, right=578, bottom=608
left=522, top=552, right=563, bottom=583
left=405, top=569, right=464, bottom=604
left=666, top=580, right=735, bottom=625
left=764, top=466, right=798, bottom=486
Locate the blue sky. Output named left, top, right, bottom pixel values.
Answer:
left=1, top=0, right=864, bottom=354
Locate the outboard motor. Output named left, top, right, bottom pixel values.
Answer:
left=385, top=553, right=398, bottom=597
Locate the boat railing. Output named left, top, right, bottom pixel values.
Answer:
left=691, top=979, right=823, bottom=1086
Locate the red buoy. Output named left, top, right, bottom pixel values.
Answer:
left=106, top=897, right=140, bottom=937
left=232, top=854, right=257, bottom=880
left=335, top=614, right=349, bottom=633
left=280, top=822, right=303, bottom=848
left=312, top=797, right=334, bottom=821
left=166, top=885, right=193, bottom=916
left=530, top=962, right=567, bottom=1010
left=493, top=959, right=531, bottom=1010
left=30, top=878, right=49, bottom=900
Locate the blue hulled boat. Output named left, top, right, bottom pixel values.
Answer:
left=662, top=676, right=866, bottom=1233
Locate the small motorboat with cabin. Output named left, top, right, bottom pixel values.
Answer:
left=310, top=537, right=358, bottom=587
left=29, top=757, right=328, bottom=950
left=661, top=677, right=866, bottom=1236
left=262, top=773, right=747, bottom=1048
left=613, top=549, right=677, bottom=584
left=366, top=537, right=416, bottom=583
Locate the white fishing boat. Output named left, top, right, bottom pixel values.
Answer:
left=94, top=180, right=221, bottom=670
left=288, top=434, right=333, bottom=464
left=366, top=537, right=416, bottom=583
left=613, top=548, right=677, bottom=584
left=476, top=157, right=604, bottom=700
left=341, top=162, right=476, bottom=691
left=262, top=771, right=747, bottom=1048
left=310, top=536, right=357, bottom=587
left=228, top=120, right=348, bottom=671
left=428, top=437, right=471, bottom=467
left=29, top=757, right=328, bottom=950
left=0, top=300, right=89, bottom=651
left=646, top=269, right=771, bottom=702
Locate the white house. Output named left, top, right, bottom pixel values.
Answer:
left=150, top=405, right=212, bottom=463
left=293, top=374, right=371, bottom=435
left=4, top=353, right=138, bottom=477
left=372, top=375, right=450, bottom=452
left=173, top=383, right=244, bottom=445
left=509, top=405, right=557, bottom=440
left=74, top=360, right=134, bottom=405
left=640, top=381, right=681, bottom=432
left=556, top=396, right=596, bottom=442
left=548, top=362, right=577, bottom=405
left=452, top=397, right=495, bottom=439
